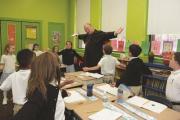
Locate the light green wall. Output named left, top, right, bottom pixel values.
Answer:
left=0, top=0, right=70, bottom=49
left=126, top=0, right=148, bottom=44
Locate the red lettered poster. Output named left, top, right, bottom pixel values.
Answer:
left=111, top=39, right=118, bottom=51
left=151, top=40, right=161, bottom=55
left=8, top=24, right=16, bottom=44
left=118, top=41, right=124, bottom=52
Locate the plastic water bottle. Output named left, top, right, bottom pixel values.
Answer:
left=117, top=86, right=123, bottom=100
left=102, top=91, right=109, bottom=107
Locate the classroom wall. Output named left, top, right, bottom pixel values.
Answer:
left=70, top=0, right=149, bottom=51
left=0, top=0, right=70, bottom=49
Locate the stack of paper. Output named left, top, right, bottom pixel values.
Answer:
left=64, top=90, right=86, bottom=103
left=96, top=84, right=118, bottom=96
left=126, top=96, right=149, bottom=107
left=142, top=101, right=167, bottom=113
left=88, top=108, right=122, bottom=120
left=126, top=96, right=167, bottom=113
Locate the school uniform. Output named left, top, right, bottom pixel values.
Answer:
left=0, top=69, right=30, bottom=114
left=116, top=57, right=152, bottom=95
left=33, top=50, right=43, bottom=56
left=58, top=49, right=82, bottom=72
left=0, top=54, right=16, bottom=84
left=98, top=55, right=120, bottom=83
left=166, top=69, right=180, bottom=111
left=12, top=82, right=65, bottom=120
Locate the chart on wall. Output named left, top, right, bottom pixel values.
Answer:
left=0, top=20, right=22, bottom=54
left=48, top=22, right=65, bottom=49
left=21, top=22, right=41, bottom=49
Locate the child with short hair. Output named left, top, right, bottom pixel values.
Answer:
left=58, top=41, right=83, bottom=72
left=0, top=49, right=35, bottom=114
left=166, top=52, right=180, bottom=111
left=83, top=44, right=125, bottom=83
left=12, top=52, right=67, bottom=120
left=0, top=44, right=16, bottom=104
left=115, top=44, right=152, bottom=95
left=32, top=43, right=43, bottom=56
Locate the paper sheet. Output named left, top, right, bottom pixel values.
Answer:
left=64, top=90, right=86, bottom=103
left=126, top=96, right=149, bottom=107
left=97, top=84, right=118, bottom=96
left=80, top=72, right=104, bottom=78
left=142, top=101, right=167, bottom=113
left=88, top=108, right=122, bottom=120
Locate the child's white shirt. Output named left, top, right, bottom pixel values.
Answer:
left=0, top=69, right=31, bottom=105
left=0, top=54, right=16, bottom=73
left=98, top=55, right=120, bottom=75
left=50, top=80, right=65, bottom=120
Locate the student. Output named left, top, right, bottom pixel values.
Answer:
left=166, top=52, right=180, bottom=112
left=12, top=52, right=69, bottom=120
left=0, top=44, right=16, bottom=104
left=32, top=43, right=43, bottom=56
left=83, top=45, right=125, bottom=83
left=115, top=44, right=152, bottom=95
left=52, top=45, right=59, bottom=54
left=0, top=49, right=35, bottom=114
left=58, top=41, right=83, bottom=72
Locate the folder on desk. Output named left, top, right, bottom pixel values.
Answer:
left=64, top=90, right=86, bottom=103
left=126, top=96, right=167, bottom=113
left=88, top=108, right=122, bottom=120
left=96, top=84, right=118, bottom=96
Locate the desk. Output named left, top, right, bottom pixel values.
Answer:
left=70, top=99, right=180, bottom=120
left=62, top=81, right=83, bottom=89
left=65, top=71, right=103, bottom=85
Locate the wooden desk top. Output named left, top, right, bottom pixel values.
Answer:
left=82, top=83, right=117, bottom=102
left=65, top=71, right=95, bottom=81
left=62, top=81, right=83, bottom=89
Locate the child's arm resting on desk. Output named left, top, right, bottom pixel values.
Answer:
left=82, top=65, right=101, bottom=72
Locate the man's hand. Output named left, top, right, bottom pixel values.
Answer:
left=114, top=27, right=124, bottom=36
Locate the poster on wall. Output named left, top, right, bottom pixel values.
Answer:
left=8, top=24, right=16, bottom=44
left=118, top=40, right=124, bottom=52
left=26, top=26, right=37, bottom=39
left=52, top=31, right=61, bottom=45
left=111, top=39, right=118, bottom=51
left=163, top=41, right=173, bottom=52
left=151, top=40, right=161, bottom=55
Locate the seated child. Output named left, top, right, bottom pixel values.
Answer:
left=166, top=52, right=180, bottom=112
left=115, top=44, right=152, bottom=95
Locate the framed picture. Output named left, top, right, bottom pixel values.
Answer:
left=26, top=26, right=37, bottom=39
left=163, top=41, right=173, bottom=52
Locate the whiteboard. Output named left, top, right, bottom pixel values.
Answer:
left=101, top=0, right=127, bottom=39
left=148, top=0, right=180, bottom=34
left=76, top=0, right=90, bottom=48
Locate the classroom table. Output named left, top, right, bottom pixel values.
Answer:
left=65, top=71, right=103, bottom=85
left=62, top=81, right=83, bottom=89
left=64, top=87, right=180, bottom=120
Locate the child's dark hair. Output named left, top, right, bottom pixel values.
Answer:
left=129, top=44, right=142, bottom=57
left=52, top=45, right=59, bottom=53
left=103, top=44, right=112, bottom=55
left=32, top=43, right=39, bottom=51
left=174, top=52, right=180, bottom=65
left=66, top=41, right=72, bottom=46
left=17, top=49, right=35, bottom=69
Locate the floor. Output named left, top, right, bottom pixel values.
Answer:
left=0, top=91, right=13, bottom=120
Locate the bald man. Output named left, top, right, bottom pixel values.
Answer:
left=76, top=23, right=123, bottom=73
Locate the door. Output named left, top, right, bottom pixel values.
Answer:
left=48, top=22, right=65, bottom=49
left=21, top=22, right=41, bottom=49
left=0, top=20, right=21, bottom=55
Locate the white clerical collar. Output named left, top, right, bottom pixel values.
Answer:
left=129, top=57, right=138, bottom=61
